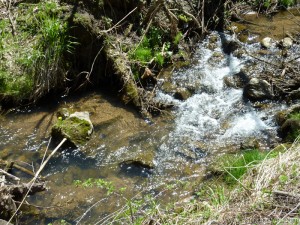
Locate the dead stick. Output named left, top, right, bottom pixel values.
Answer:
left=13, top=163, right=35, bottom=177
left=0, top=168, right=20, bottom=181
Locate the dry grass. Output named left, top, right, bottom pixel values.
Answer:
left=218, top=138, right=300, bottom=225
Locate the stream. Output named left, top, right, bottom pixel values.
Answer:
left=1, top=10, right=300, bottom=224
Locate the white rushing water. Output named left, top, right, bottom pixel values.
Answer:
left=154, top=32, right=282, bottom=174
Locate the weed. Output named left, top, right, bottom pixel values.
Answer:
left=130, top=26, right=171, bottom=76
left=0, top=0, right=75, bottom=102
left=178, top=14, right=191, bottom=23
left=173, top=32, right=183, bottom=46
left=289, top=112, right=300, bottom=120
left=279, top=174, right=288, bottom=184
left=223, top=149, right=269, bottom=185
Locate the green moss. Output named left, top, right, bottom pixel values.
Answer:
left=124, top=82, right=139, bottom=105
left=285, top=112, right=300, bottom=142
left=52, top=116, right=92, bottom=146
left=134, top=47, right=152, bottom=63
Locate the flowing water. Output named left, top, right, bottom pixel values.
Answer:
left=1, top=11, right=300, bottom=224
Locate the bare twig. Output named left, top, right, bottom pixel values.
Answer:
left=100, top=7, right=137, bottom=34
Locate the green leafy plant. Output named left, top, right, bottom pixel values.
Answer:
left=130, top=26, right=171, bottom=71
left=73, top=178, right=115, bottom=195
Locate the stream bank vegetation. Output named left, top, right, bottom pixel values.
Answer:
left=0, top=0, right=75, bottom=106
left=0, top=0, right=299, bottom=113
left=1, top=0, right=300, bottom=223
left=96, top=141, right=299, bottom=224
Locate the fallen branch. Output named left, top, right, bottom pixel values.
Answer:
left=0, top=169, right=20, bottom=181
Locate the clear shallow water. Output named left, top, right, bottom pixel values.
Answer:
left=0, top=31, right=291, bottom=224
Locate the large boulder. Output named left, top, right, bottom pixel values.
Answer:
left=52, top=111, right=93, bottom=147
left=243, top=78, right=273, bottom=101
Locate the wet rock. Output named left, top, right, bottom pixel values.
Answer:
left=232, top=48, right=247, bottom=58
left=243, top=78, right=273, bottom=101
left=279, top=37, right=293, bottom=49
left=51, top=111, right=93, bottom=147
left=120, top=160, right=153, bottom=177
left=161, top=81, right=177, bottom=94
left=174, top=88, right=192, bottom=100
left=240, top=139, right=260, bottom=150
left=279, top=119, right=300, bottom=142
left=224, top=71, right=249, bottom=89
left=261, top=37, right=273, bottom=49
left=222, top=40, right=240, bottom=55
left=288, top=88, right=300, bottom=100
left=208, top=52, right=224, bottom=65
left=206, top=34, right=219, bottom=50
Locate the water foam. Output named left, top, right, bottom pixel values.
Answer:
left=155, top=32, right=279, bottom=174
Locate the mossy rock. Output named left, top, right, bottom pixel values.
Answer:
left=52, top=112, right=93, bottom=147
left=275, top=104, right=300, bottom=126
left=279, top=119, right=300, bottom=142
left=276, top=105, right=300, bottom=142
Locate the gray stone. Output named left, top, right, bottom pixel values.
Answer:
left=243, top=78, right=273, bottom=101
left=281, top=37, right=293, bottom=49
left=261, top=37, right=273, bottom=49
